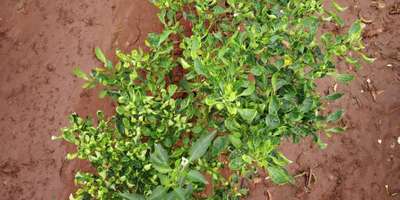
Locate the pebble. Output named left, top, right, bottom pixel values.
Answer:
left=378, top=139, right=382, bottom=144
left=397, top=136, right=400, bottom=145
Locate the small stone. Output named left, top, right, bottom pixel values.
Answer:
left=387, top=64, right=393, bottom=67
left=397, top=136, right=400, bottom=145
left=367, top=78, right=371, bottom=83
left=378, top=139, right=382, bottom=144
left=361, top=90, right=365, bottom=93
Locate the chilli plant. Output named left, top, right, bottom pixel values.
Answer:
left=54, top=0, right=373, bottom=199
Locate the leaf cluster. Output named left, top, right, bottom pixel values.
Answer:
left=56, top=0, right=370, bottom=199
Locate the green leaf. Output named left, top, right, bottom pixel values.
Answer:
left=315, top=136, right=328, bottom=149
left=189, top=131, right=216, bottom=162
left=150, top=144, right=171, bottom=173
left=99, top=90, right=108, bottom=99
left=326, top=127, right=345, bottom=133
left=187, top=170, right=208, bottom=184
left=194, top=59, right=206, bottom=76
left=149, top=186, right=168, bottom=200
left=180, top=58, right=192, bottom=69
left=326, top=110, right=344, bottom=122
left=238, top=108, right=258, bottom=124
left=336, top=74, right=354, bottom=84
left=229, top=157, right=244, bottom=170
left=158, top=30, right=173, bottom=46
left=360, top=53, right=376, bottom=64
left=95, top=47, right=107, bottom=64
left=265, top=114, right=280, bottom=130
left=119, top=193, right=145, bottom=200
left=345, top=56, right=359, bottom=65
left=300, top=97, right=313, bottom=113
left=348, top=20, right=362, bottom=41
left=332, top=1, right=347, bottom=12
left=168, top=84, right=178, bottom=97
left=73, top=68, right=89, bottom=80
left=212, top=136, right=228, bottom=156
left=324, top=93, right=344, bottom=101
left=271, top=152, right=292, bottom=167
left=239, top=84, right=255, bottom=97
left=268, top=95, right=279, bottom=115
left=267, top=166, right=294, bottom=185
left=228, top=134, right=242, bottom=148
left=173, top=188, right=186, bottom=200
left=154, top=144, right=169, bottom=164
left=62, top=131, right=76, bottom=144
left=271, top=73, right=287, bottom=92
left=224, top=118, right=241, bottom=132
left=327, top=11, right=345, bottom=27
left=116, top=115, right=125, bottom=134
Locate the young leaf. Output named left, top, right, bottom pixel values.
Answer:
left=95, top=47, right=107, bottom=64
left=336, top=74, right=354, bottom=84
left=324, top=93, right=344, bottom=101
left=327, top=11, right=345, bottom=27
left=119, top=193, right=145, bottom=200
left=238, top=108, right=258, bottom=124
left=189, top=131, right=216, bottom=162
left=73, top=68, right=89, bottom=81
left=348, top=20, right=362, bottom=41
left=187, top=170, right=208, bottom=184
left=99, top=90, right=108, bottom=99
left=271, top=152, right=292, bottom=167
left=168, top=84, right=178, bottom=97
left=332, top=1, right=347, bottom=12
left=326, top=127, right=345, bottom=133
left=62, top=131, right=76, bottom=144
left=158, top=30, right=173, bottom=46
left=267, top=166, right=294, bottom=185
left=180, top=58, right=192, bottom=69
left=360, top=53, right=376, bottom=64
left=326, top=110, right=344, bottom=122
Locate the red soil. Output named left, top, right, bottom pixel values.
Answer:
left=0, top=0, right=399, bottom=200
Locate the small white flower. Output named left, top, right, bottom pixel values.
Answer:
left=181, top=157, right=189, bottom=167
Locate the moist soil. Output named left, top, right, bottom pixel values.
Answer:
left=0, top=0, right=399, bottom=200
